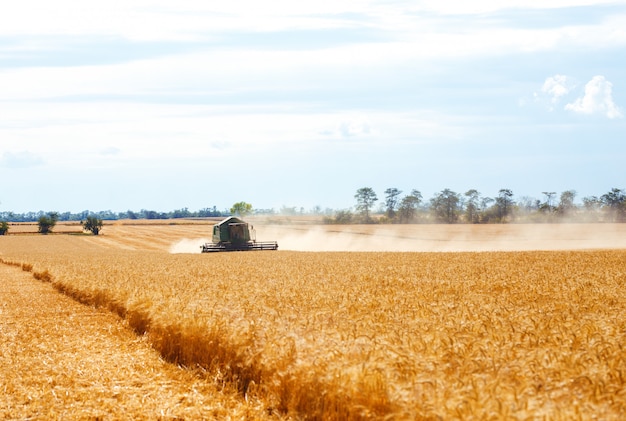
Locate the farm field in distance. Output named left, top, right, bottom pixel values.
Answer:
left=1, top=221, right=625, bottom=419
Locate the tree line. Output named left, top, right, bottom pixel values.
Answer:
left=0, top=212, right=104, bottom=236
left=0, top=207, right=227, bottom=236
left=326, top=187, right=626, bottom=224
left=0, top=204, right=250, bottom=236
left=0, top=206, right=226, bottom=224
left=1, top=187, right=625, bottom=234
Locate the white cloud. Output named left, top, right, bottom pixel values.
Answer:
left=538, top=74, right=575, bottom=110
left=2, top=1, right=625, bottom=57
left=565, top=75, right=623, bottom=119
left=413, top=0, right=626, bottom=14
left=542, top=75, right=572, bottom=101
left=0, top=1, right=380, bottom=40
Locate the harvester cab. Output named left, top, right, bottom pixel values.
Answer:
left=201, top=217, right=278, bottom=252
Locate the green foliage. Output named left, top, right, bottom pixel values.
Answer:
left=324, top=210, right=354, bottom=224
left=384, top=188, right=402, bottom=219
left=430, top=188, right=461, bottom=223
left=557, top=190, right=577, bottom=216
left=82, top=216, right=104, bottom=235
left=230, top=201, right=253, bottom=217
left=38, top=212, right=58, bottom=234
left=601, top=188, right=626, bottom=222
left=495, top=189, right=515, bottom=222
left=464, top=189, right=481, bottom=224
left=397, top=190, right=422, bottom=223
left=0, top=221, right=9, bottom=235
left=354, top=187, right=378, bottom=223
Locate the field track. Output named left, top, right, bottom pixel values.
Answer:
left=0, top=264, right=272, bottom=420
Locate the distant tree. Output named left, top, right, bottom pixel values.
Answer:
left=38, top=212, right=59, bottom=234
left=557, top=190, right=577, bottom=217
left=430, top=188, right=461, bottom=223
left=581, top=196, right=602, bottom=222
left=0, top=220, right=8, bottom=235
left=280, top=206, right=298, bottom=215
left=324, top=209, right=354, bottom=224
left=495, top=189, right=514, bottom=222
left=354, top=187, right=378, bottom=223
left=517, top=196, right=537, bottom=213
left=171, top=208, right=191, bottom=219
left=198, top=206, right=221, bottom=217
left=143, top=210, right=160, bottom=219
left=82, top=216, right=103, bottom=235
left=582, top=196, right=601, bottom=212
left=479, top=197, right=496, bottom=222
left=464, top=189, right=481, bottom=224
left=601, top=188, right=626, bottom=222
left=397, top=190, right=422, bottom=223
left=231, top=201, right=253, bottom=217
left=384, top=188, right=402, bottom=219
left=540, top=191, right=557, bottom=214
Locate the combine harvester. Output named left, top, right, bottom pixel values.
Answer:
left=201, top=216, right=278, bottom=252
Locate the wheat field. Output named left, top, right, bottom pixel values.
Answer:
left=1, top=222, right=625, bottom=419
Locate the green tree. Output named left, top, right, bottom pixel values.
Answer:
left=430, top=188, right=461, bottom=223
left=583, top=196, right=601, bottom=212
left=324, top=209, right=353, bottom=224
left=38, top=212, right=59, bottom=234
left=479, top=197, right=496, bottom=223
left=230, top=201, right=253, bottom=217
left=601, top=188, right=626, bottom=222
left=582, top=195, right=602, bottom=221
left=384, top=188, right=402, bottom=219
left=354, top=187, right=378, bottom=223
left=557, top=190, right=577, bottom=217
left=464, top=189, right=481, bottom=224
left=397, top=190, right=422, bottom=223
left=540, top=191, right=557, bottom=214
left=0, top=220, right=9, bottom=235
left=495, top=189, right=514, bottom=222
left=82, top=216, right=103, bottom=235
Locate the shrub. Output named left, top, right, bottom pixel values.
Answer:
left=38, top=213, right=58, bottom=234
left=82, top=216, right=104, bottom=235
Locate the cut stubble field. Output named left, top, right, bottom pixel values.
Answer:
left=1, top=222, right=625, bottom=419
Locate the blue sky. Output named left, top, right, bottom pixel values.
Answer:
left=1, top=1, right=625, bottom=213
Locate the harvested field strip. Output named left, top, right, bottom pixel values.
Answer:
left=2, top=233, right=626, bottom=419
left=0, top=263, right=274, bottom=420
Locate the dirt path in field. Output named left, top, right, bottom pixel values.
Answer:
left=0, top=264, right=270, bottom=420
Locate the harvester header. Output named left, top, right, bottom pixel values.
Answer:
left=201, top=217, right=278, bottom=252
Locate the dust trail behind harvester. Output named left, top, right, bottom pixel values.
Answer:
left=170, top=238, right=211, bottom=254
left=259, top=223, right=626, bottom=252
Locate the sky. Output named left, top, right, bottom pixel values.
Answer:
left=1, top=0, right=625, bottom=214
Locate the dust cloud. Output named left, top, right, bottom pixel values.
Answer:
left=168, top=224, right=626, bottom=253
left=169, top=238, right=211, bottom=254
left=260, top=224, right=626, bottom=252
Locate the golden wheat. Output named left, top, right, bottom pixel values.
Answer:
left=0, top=263, right=272, bottom=420
left=1, top=226, right=625, bottom=419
